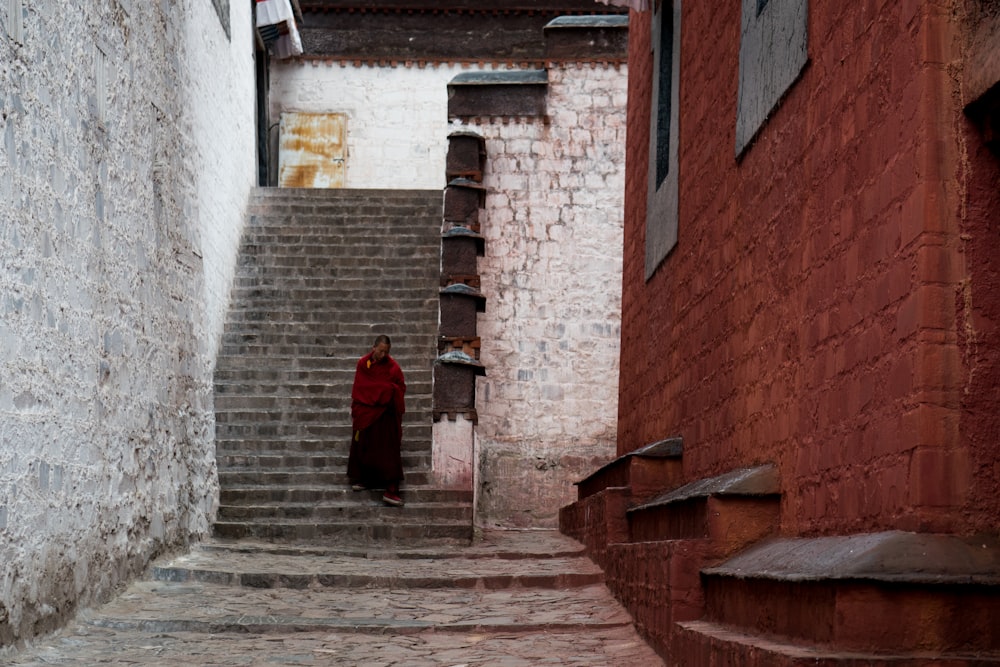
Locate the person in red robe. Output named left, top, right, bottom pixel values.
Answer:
left=347, top=335, right=406, bottom=506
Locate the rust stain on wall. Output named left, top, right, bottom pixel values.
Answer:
left=278, top=112, right=346, bottom=188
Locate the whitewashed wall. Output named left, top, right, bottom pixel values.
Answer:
left=268, top=61, right=496, bottom=189
left=467, top=64, right=628, bottom=528
left=0, top=0, right=255, bottom=647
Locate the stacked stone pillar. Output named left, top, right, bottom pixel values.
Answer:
left=432, top=134, right=487, bottom=490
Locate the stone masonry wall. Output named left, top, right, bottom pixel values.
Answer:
left=465, top=63, right=628, bottom=528
left=0, top=0, right=255, bottom=647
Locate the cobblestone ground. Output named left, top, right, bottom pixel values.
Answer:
left=4, top=531, right=664, bottom=666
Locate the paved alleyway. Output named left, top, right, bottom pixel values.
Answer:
left=6, top=530, right=663, bottom=666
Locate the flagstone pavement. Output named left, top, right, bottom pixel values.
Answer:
left=4, top=530, right=664, bottom=666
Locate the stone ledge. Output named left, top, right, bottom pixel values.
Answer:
left=630, top=463, right=779, bottom=513
left=704, top=531, right=1000, bottom=586
left=448, top=70, right=548, bottom=119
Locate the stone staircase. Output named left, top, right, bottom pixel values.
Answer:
left=213, top=187, right=473, bottom=545
left=5, top=531, right=665, bottom=665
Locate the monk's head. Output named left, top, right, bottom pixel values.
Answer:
left=371, top=335, right=391, bottom=363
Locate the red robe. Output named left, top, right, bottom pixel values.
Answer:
left=347, top=352, right=406, bottom=487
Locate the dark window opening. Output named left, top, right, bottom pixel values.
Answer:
left=655, top=4, right=673, bottom=189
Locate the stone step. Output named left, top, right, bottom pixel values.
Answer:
left=214, top=424, right=433, bottom=443
left=213, top=408, right=433, bottom=425
left=217, top=470, right=432, bottom=487
left=248, top=203, right=443, bottom=218
left=216, top=501, right=472, bottom=523
left=220, top=486, right=470, bottom=505
left=222, top=308, right=438, bottom=323
left=216, top=451, right=431, bottom=470
left=216, top=438, right=432, bottom=457
left=213, top=393, right=431, bottom=410
left=235, top=260, right=438, bottom=273
left=213, top=368, right=433, bottom=383
left=215, top=353, right=434, bottom=369
left=236, top=247, right=440, bottom=263
left=151, top=543, right=603, bottom=590
left=212, top=519, right=474, bottom=545
left=228, top=285, right=436, bottom=300
left=238, top=236, right=439, bottom=250
left=1, top=530, right=668, bottom=666
left=213, top=379, right=429, bottom=394
left=82, top=577, right=636, bottom=640
left=218, top=343, right=436, bottom=358
left=246, top=204, right=442, bottom=219
left=232, top=275, right=439, bottom=289
left=214, top=343, right=436, bottom=360
left=223, top=305, right=438, bottom=319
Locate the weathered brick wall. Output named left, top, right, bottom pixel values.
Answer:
left=620, top=2, right=994, bottom=535
left=466, top=63, right=628, bottom=528
left=0, top=0, right=254, bottom=647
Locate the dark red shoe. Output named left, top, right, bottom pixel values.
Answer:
left=382, top=492, right=404, bottom=507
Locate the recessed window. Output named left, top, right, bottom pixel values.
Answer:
left=736, top=0, right=809, bottom=156
left=646, top=0, right=682, bottom=279
left=654, top=7, right=674, bottom=189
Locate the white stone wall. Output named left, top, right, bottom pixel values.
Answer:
left=0, top=0, right=255, bottom=647
left=268, top=61, right=499, bottom=189
left=465, top=64, right=627, bottom=528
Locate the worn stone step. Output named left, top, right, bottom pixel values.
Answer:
left=151, top=546, right=603, bottom=591
left=213, top=392, right=431, bottom=409
left=217, top=452, right=431, bottom=472
left=82, top=582, right=632, bottom=643
left=211, top=520, right=474, bottom=545
left=223, top=304, right=436, bottom=319
left=217, top=470, right=433, bottom=487
left=221, top=319, right=438, bottom=334
left=215, top=439, right=432, bottom=458
left=246, top=206, right=441, bottom=221
left=214, top=423, right=432, bottom=442
left=218, top=343, right=435, bottom=359
left=237, top=253, right=440, bottom=268
left=213, top=407, right=433, bottom=425
left=233, top=273, right=438, bottom=288
left=218, top=332, right=438, bottom=347
left=216, top=501, right=472, bottom=522
left=220, top=486, right=471, bottom=505
left=214, top=357, right=434, bottom=373
left=238, top=240, right=439, bottom=254
left=229, top=286, right=436, bottom=300
left=233, top=275, right=437, bottom=289
left=248, top=205, right=442, bottom=219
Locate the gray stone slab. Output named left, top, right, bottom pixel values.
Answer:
left=704, top=531, right=1000, bottom=585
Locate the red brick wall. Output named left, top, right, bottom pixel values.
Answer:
left=619, top=1, right=998, bottom=535
left=958, top=119, right=1000, bottom=533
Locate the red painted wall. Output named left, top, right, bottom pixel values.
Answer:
left=619, top=1, right=999, bottom=536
